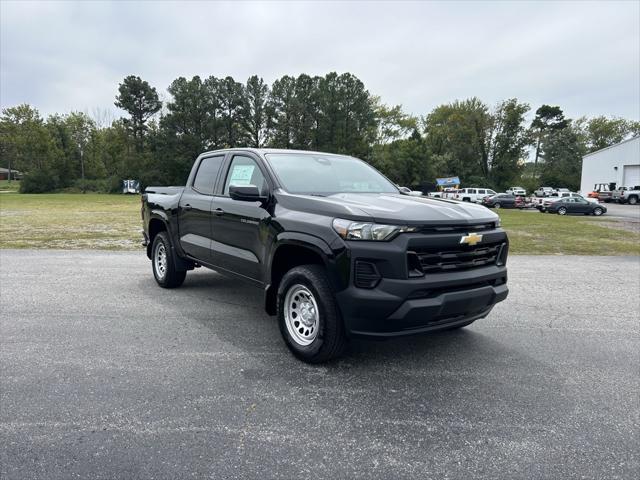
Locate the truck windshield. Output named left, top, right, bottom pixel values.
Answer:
left=265, top=153, right=398, bottom=195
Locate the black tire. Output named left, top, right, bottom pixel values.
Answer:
left=558, top=207, right=567, bottom=215
left=628, top=196, right=638, bottom=205
left=593, top=207, right=604, bottom=216
left=494, top=203, right=501, bottom=209
left=277, top=265, right=347, bottom=363
left=151, top=231, right=186, bottom=288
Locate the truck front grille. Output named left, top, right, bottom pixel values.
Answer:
left=409, top=242, right=505, bottom=274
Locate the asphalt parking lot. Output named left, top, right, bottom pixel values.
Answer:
left=1, top=250, right=639, bottom=479
left=598, top=201, right=640, bottom=220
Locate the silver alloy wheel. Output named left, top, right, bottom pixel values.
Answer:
left=558, top=207, right=567, bottom=215
left=284, top=284, right=319, bottom=346
left=594, top=207, right=603, bottom=216
left=154, top=242, right=168, bottom=280
left=494, top=203, right=501, bottom=209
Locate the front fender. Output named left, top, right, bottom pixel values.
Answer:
left=263, top=232, right=350, bottom=315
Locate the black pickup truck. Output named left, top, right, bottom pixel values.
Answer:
left=142, top=149, right=509, bottom=362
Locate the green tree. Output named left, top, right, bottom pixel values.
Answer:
left=424, top=98, right=491, bottom=181
left=267, top=75, right=297, bottom=148
left=371, top=129, right=430, bottom=187
left=291, top=74, right=320, bottom=150
left=159, top=76, right=217, bottom=183
left=530, top=105, right=568, bottom=173
left=65, top=112, right=96, bottom=191
left=373, top=99, right=418, bottom=144
left=539, top=121, right=585, bottom=191
left=218, top=76, right=247, bottom=147
left=244, top=75, right=269, bottom=147
left=582, top=116, right=639, bottom=152
left=0, top=104, right=54, bottom=176
left=487, top=99, right=530, bottom=188
left=114, top=75, right=162, bottom=152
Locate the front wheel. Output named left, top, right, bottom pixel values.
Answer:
left=494, top=203, right=501, bottom=209
left=558, top=207, right=567, bottom=215
left=593, top=207, right=604, bottom=216
left=277, top=265, right=347, bottom=363
left=628, top=196, right=638, bottom=205
left=152, top=232, right=186, bottom=288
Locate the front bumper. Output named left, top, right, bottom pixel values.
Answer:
left=336, top=265, right=507, bottom=338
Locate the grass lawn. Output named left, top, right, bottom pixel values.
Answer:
left=0, top=180, right=20, bottom=193
left=1, top=193, right=639, bottom=255
left=0, top=193, right=141, bottom=250
left=497, top=209, right=640, bottom=255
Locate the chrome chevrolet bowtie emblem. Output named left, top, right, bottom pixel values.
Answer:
left=460, top=233, right=483, bottom=246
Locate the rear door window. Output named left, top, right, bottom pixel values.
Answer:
left=192, top=156, right=224, bottom=194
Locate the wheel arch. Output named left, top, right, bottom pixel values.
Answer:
left=264, top=234, right=339, bottom=316
left=147, top=216, right=168, bottom=259
left=147, top=213, right=193, bottom=271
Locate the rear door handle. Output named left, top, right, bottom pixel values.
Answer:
left=183, top=204, right=192, bottom=211
left=213, top=208, right=224, bottom=216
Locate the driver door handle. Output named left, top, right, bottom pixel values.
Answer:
left=213, top=208, right=224, bottom=216
left=183, top=204, right=192, bottom=211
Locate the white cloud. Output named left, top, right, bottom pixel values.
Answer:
left=1, top=0, right=638, bottom=121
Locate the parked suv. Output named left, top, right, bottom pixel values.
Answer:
left=453, top=187, right=497, bottom=203
left=142, top=149, right=509, bottom=363
left=534, top=187, right=554, bottom=197
left=506, top=187, right=526, bottom=196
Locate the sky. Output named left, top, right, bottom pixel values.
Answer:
left=1, top=0, right=639, bottom=122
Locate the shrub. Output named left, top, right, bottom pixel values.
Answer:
left=19, top=170, right=58, bottom=193
left=66, top=176, right=123, bottom=193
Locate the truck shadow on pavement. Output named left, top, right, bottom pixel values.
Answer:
left=135, top=267, right=578, bottom=453
left=140, top=267, right=550, bottom=373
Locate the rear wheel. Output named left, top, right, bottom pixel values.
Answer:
left=277, top=265, right=346, bottom=363
left=558, top=207, right=567, bottom=215
left=628, top=196, right=638, bottom=205
left=152, top=231, right=186, bottom=288
left=593, top=207, right=604, bottom=216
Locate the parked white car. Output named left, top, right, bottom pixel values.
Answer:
left=534, top=187, right=554, bottom=197
left=452, top=187, right=497, bottom=203
left=506, top=186, right=526, bottom=196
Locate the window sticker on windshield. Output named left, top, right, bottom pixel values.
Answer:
left=229, top=164, right=255, bottom=185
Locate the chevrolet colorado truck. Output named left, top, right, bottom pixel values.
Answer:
left=141, top=149, right=509, bottom=363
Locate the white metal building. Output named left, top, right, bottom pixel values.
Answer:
left=580, top=136, right=640, bottom=194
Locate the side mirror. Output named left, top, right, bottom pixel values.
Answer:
left=229, top=184, right=267, bottom=202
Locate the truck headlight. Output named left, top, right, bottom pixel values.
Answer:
left=495, top=217, right=501, bottom=228
left=332, top=218, right=416, bottom=241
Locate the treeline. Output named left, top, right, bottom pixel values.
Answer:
left=1, top=72, right=638, bottom=193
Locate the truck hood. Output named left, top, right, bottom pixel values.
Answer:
left=276, top=191, right=498, bottom=226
